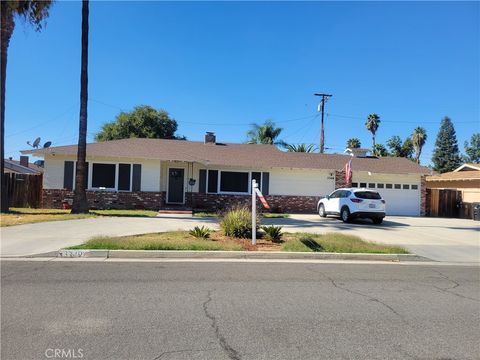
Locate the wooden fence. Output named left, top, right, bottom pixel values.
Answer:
left=426, top=188, right=474, bottom=219
left=4, top=173, right=43, bottom=208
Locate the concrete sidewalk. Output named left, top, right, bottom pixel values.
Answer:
left=1, top=215, right=218, bottom=256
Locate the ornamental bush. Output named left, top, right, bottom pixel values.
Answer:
left=220, top=206, right=259, bottom=238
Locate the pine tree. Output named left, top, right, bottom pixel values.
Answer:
left=432, top=117, right=462, bottom=173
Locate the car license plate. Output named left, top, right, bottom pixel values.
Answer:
left=369, top=203, right=376, bottom=208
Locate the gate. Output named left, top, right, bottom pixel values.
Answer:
left=427, top=189, right=461, bottom=218
left=4, top=173, right=43, bottom=208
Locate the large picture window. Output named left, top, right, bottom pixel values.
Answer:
left=92, top=163, right=116, bottom=189
left=220, top=171, right=249, bottom=193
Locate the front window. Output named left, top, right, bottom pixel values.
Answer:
left=220, top=171, right=249, bottom=193
left=92, top=163, right=116, bottom=189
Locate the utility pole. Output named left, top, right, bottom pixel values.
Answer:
left=314, top=93, right=332, bottom=153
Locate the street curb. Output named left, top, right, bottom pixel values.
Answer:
left=54, top=249, right=431, bottom=262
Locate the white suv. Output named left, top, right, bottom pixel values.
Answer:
left=317, top=188, right=386, bottom=224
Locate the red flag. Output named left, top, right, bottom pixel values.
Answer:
left=345, top=159, right=352, bottom=184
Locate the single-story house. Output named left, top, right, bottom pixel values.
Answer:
left=4, top=156, right=44, bottom=174
left=22, top=132, right=430, bottom=215
left=426, top=163, right=480, bottom=204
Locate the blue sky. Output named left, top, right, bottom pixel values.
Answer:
left=5, top=1, right=479, bottom=164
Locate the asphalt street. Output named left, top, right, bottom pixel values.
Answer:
left=1, top=260, right=479, bottom=359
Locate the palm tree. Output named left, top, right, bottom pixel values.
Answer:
left=246, top=120, right=286, bottom=147
left=373, top=144, right=389, bottom=157
left=286, top=143, right=317, bottom=153
left=346, top=138, right=361, bottom=149
left=365, top=113, right=381, bottom=151
left=71, top=0, right=89, bottom=214
left=1, top=0, right=52, bottom=212
left=411, top=127, right=427, bottom=164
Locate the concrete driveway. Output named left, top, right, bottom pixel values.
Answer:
left=264, top=215, right=480, bottom=263
left=1, top=214, right=478, bottom=262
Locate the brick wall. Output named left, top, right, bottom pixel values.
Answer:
left=43, top=189, right=164, bottom=210
left=335, top=169, right=350, bottom=189
left=189, top=193, right=321, bottom=214
left=43, top=189, right=320, bottom=214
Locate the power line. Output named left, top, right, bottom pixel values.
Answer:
left=327, top=113, right=477, bottom=124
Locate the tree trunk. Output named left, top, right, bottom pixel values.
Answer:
left=372, top=134, right=376, bottom=151
left=71, top=0, right=89, bottom=214
left=0, top=3, right=14, bottom=213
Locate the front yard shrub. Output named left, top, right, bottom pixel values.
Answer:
left=189, top=226, right=211, bottom=239
left=261, top=225, right=283, bottom=242
left=220, top=206, right=259, bottom=238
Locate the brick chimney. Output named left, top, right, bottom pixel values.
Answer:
left=20, top=155, right=29, bottom=168
left=204, top=132, right=216, bottom=144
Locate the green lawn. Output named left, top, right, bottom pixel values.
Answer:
left=193, top=212, right=290, bottom=218
left=68, top=230, right=407, bottom=254
left=0, top=208, right=158, bottom=227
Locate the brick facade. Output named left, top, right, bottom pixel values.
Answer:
left=335, top=169, right=351, bottom=189
left=43, top=189, right=320, bottom=213
left=188, top=193, right=321, bottom=214
left=42, top=189, right=164, bottom=210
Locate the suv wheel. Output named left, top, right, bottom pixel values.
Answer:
left=318, top=204, right=326, bottom=218
left=341, top=207, right=351, bottom=223
left=372, top=217, right=383, bottom=224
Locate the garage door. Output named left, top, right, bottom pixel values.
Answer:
left=352, top=181, right=421, bottom=216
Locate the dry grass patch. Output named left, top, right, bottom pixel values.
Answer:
left=0, top=208, right=158, bottom=227
left=67, top=231, right=407, bottom=254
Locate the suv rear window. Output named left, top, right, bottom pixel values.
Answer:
left=354, top=191, right=382, bottom=200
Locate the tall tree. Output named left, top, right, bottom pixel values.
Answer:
left=365, top=113, right=381, bottom=150
left=71, top=0, right=89, bottom=214
left=373, top=143, right=389, bottom=157
left=432, top=116, right=462, bottom=173
left=387, top=135, right=414, bottom=159
left=246, top=120, right=286, bottom=147
left=285, top=143, right=317, bottom=153
left=411, top=127, right=427, bottom=164
left=464, top=133, right=480, bottom=164
left=1, top=0, right=52, bottom=212
left=346, top=138, right=361, bottom=149
left=95, top=106, right=181, bottom=141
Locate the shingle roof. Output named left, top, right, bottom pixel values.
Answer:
left=22, top=138, right=430, bottom=175
left=426, top=171, right=480, bottom=181
left=4, top=159, right=43, bottom=174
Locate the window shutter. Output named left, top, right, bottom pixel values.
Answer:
left=63, top=161, right=74, bottom=190
left=199, top=169, right=207, bottom=193
left=262, top=172, right=269, bottom=195
left=132, top=164, right=142, bottom=191
left=118, top=164, right=131, bottom=191
left=207, top=170, right=218, bottom=193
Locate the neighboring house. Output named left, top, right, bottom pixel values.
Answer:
left=426, top=164, right=480, bottom=204
left=4, top=156, right=44, bottom=174
left=22, top=133, right=430, bottom=215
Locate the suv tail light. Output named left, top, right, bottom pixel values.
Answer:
left=381, top=200, right=386, bottom=204
left=350, top=198, right=363, bottom=203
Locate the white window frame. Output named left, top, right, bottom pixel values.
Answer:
left=87, top=161, right=135, bottom=192
left=218, top=170, right=251, bottom=195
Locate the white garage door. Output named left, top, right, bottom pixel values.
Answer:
left=352, top=180, right=421, bottom=216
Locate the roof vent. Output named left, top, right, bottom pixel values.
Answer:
left=344, top=148, right=371, bottom=158
left=204, top=132, right=216, bottom=144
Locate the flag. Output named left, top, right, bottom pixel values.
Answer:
left=345, top=160, right=352, bottom=185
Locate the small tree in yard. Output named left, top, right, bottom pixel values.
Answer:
left=432, top=117, right=462, bottom=173
left=387, top=136, right=414, bottom=159
left=373, top=144, right=389, bottom=157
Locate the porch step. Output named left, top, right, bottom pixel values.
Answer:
left=157, top=209, right=193, bottom=215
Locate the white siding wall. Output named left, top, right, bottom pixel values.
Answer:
left=43, top=156, right=161, bottom=192
left=43, top=156, right=65, bottom=189
left=269, top=168, right=335, bottom=196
